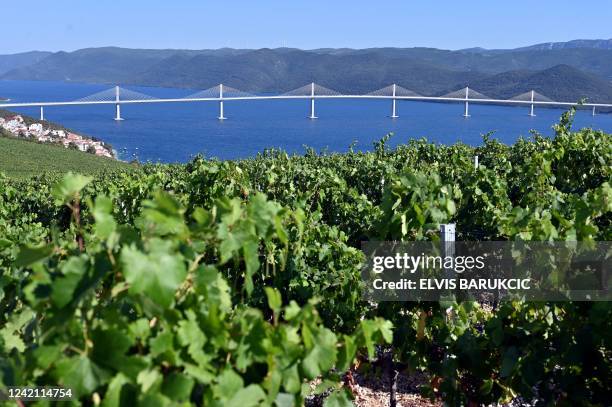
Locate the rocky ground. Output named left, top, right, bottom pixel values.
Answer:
left=306, top=369, right=442, bottom=407
left=351, top=370, right=441, bottom=407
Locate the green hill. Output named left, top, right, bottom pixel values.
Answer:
left=0, top=133, right=129, bottom=179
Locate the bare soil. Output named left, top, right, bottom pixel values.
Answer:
left=351, top=370, right=442, bottom=407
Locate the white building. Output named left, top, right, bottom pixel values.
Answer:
left=29, top=123, right=44, bottom=134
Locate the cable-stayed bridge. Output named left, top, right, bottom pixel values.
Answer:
left=0, top=83, right=609, bottom=121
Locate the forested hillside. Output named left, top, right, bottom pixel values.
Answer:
left=3, top=43, right=612, bottom=101
left=0, top=51, right=51, bottom=75
left=456, top=64, right=612, bottom=102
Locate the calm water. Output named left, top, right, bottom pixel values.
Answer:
left=2, top=80, right=611, bottom=163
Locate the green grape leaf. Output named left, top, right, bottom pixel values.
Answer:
left=161, top=372, right=194, bottom=401
left=323, top=389, right=353, bottom=407
left=54, top=355, right=110, bottom=398
left=225, top=384, right=266, bottom=407
left=52, top=255, right=88, bottom=308
left=51, top=172, right=92, bottom=204
left=121, top=239, right=186, bottom=309
left=14, top=244, right=53, bottom=267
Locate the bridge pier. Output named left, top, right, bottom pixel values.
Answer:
left=218, top=100, right=226, bottom=120
left=114, top=86, right=124, bottom=121
left=309, top=82, right=317, bottom=119
left=529, top=90, right=536, bottom=117
left=309, top=98, right=317, bottom=119
left=463, top=101, right=470, bottom=117
left=391, top=83, right=399, bottom=118
left=592, top=106, right=596, bottom=116
left=40, top=106, right=45, bottom=121
left=218, top=83, right=227, bottom=120
left=114, top=104, right=124, bottom=121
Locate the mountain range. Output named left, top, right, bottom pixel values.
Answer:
left=1, top=39, right=612, bottom=102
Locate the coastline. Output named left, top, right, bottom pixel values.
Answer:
left=0, top=108, right=116, bottom=159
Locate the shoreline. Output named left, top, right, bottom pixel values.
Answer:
left=0, top=109, right=116, bottom=159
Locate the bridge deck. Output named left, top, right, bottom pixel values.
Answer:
left=1, top=94, right=611, bottom=108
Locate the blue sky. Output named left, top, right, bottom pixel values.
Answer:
left=3, top=0, right=611, bottom=53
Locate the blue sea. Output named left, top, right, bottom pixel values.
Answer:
left=2, top=80, right=611, bottom=163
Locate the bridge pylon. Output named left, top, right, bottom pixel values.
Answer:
left=218, top=84, right=227, bottom=120
left=463, top=86, right=470, bottom=118
left=529, top=90, right=536, bottom=117
left=114, top=86, right=124, bottom=121
left=309, top=82, right=317, bottom=119
left=391, top=83, right=399, bottom=118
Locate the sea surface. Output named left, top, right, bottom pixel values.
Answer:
left=2, top=80, right=611, bottom=163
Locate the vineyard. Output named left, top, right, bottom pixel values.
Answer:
left=0, top=135, right=128, bottom=180
left=0, top=110, right=610, bottom=406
